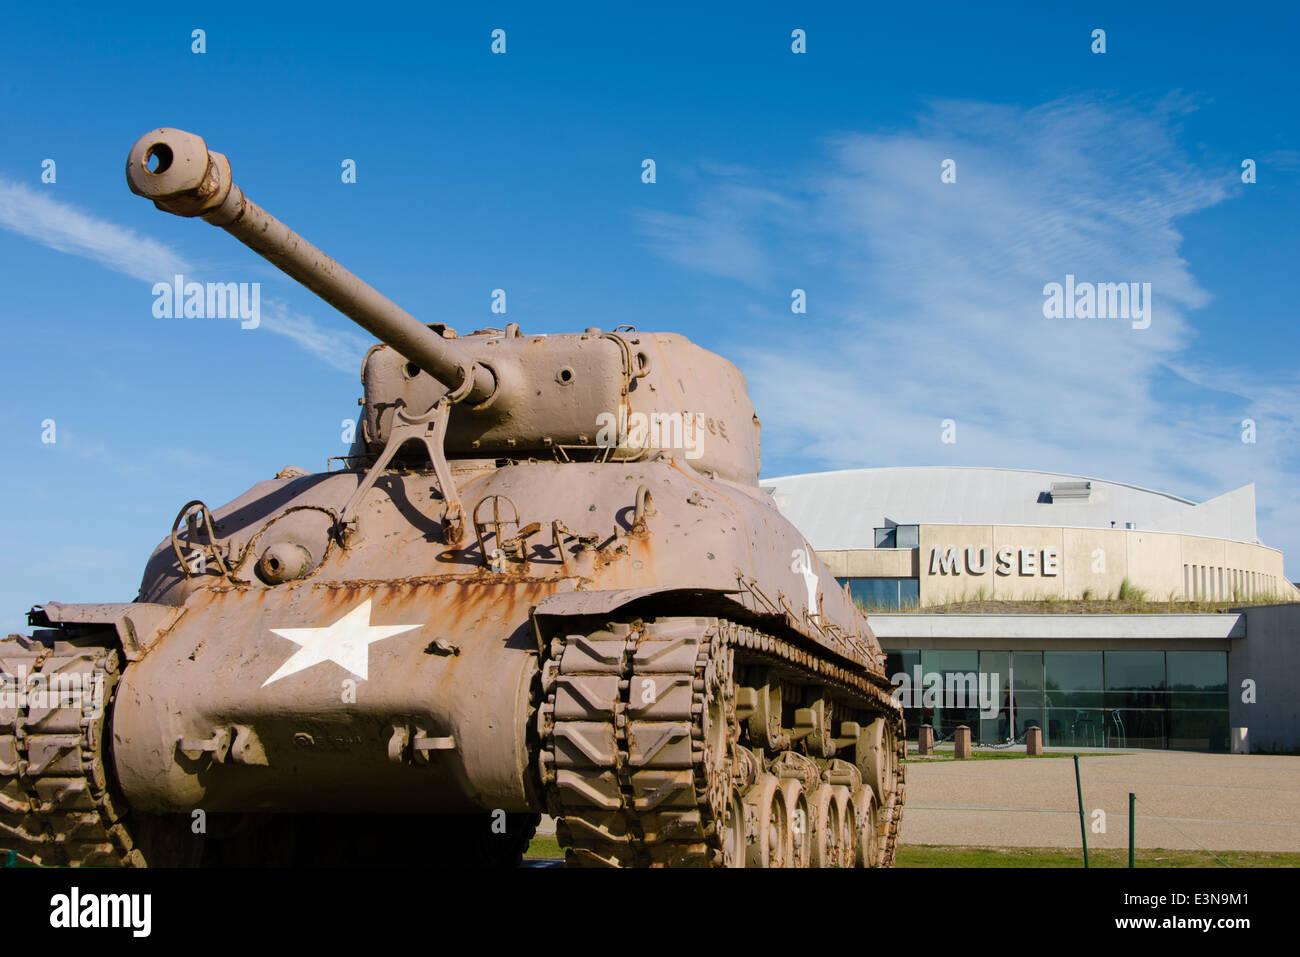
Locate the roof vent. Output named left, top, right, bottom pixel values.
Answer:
left=1047, top=481, right=1092, bottom=503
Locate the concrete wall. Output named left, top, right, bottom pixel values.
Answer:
left=1125, top=531, right=1182, bottom=600
left=1230, top=603, right=1300, bottom=754
left=820, top=548, right=916, bottom=578
left=1064, top=527, right=1129, bottom=599
left=828, top=524, right=1296, bottom=606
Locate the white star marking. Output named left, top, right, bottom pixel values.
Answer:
left=261, top=599, right=422, bottom=687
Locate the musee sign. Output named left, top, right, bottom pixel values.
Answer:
left=929, top=546, right=1059, bottom=577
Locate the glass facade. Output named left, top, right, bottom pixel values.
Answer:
left=883, top=648, right=1229, bottom=751
left=837, top=577, right=920, bottom=610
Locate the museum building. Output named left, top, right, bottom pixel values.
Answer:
left=762, top=467, right=1300, bottom=754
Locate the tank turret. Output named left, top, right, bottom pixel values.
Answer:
left=126, top=128, right=762, bottom=485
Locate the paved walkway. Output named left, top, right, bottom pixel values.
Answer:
left=900, top=750, right=1300, bottom=852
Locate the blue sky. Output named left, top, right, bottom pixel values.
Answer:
left=1, top=3, right=1297, bottom=631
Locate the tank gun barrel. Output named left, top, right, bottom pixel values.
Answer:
left=125, top=128, right=496, bottom=404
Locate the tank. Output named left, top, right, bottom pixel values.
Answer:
left=0, top=128, right=904, bottom=868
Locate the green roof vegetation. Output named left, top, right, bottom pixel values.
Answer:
left=858, top=592, right=1294, bottom=615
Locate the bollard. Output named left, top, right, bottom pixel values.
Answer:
left=1129, top=792, right=1136, bottom=868
left=1074, top=754, right=1089, bottom=868
left=1026, top=725, right=1043, bottom=755
left=917, top=724, right=935, bottom=756
left=954, top=725, right=972, bottom=759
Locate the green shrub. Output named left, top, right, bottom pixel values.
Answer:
left=1117, top=578, right=1147, bottom=602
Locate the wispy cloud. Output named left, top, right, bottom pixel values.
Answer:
left=1262, top=149, right=1300, bottom=173
left=639, top=96, right=1300, bottom=564
left=259, top=299, right=372, bottom=374
left=0, top=175, right=191, bottom=281
left=0, top=174, right=372, bottom=374
left=40, top=427, right=146, bottom=477
left=638, top=184, right=802, bottom=284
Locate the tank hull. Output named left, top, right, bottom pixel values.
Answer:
left=109, top=458, right=881, bottom=818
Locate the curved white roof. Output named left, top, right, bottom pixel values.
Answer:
left=761, top=466, right=1260, bottom=551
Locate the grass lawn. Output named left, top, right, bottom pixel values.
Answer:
left=525, top=835, right=562, bottom=860
left=896, top=844, right=1300, bottom=867
left=523, top=837, right=1299, bottom=866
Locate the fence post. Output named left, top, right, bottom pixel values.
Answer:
left=1074, top=754, right=1089, bottom=869
left=1129, top=792, right=1136, bottom=868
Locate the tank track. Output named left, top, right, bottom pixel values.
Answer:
left=538, top=616, right=905, bottom=867
left=0, top=634, right=143, bottom=867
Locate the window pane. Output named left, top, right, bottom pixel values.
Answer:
left=1170, top=691, right=1230, bottom=711
left=1013, top=652, right=1044, bottom=692
left=1169, top=709, right=1229, bottom=751
left=1046, top=708, right=1107, bottom=747
left=842, top=578, right=899, bottom=609
left=1104, top=652, right=1166, bottom=691
left=979, top=652, right=1009, bottom=744
left=1167, top=652, right=1227, bottom=693
left=1104, top=689, right=1166, bottom=710
left=922, top=651, right=979, bottom=674
left=1014, top=706, right=1045, bottom=741
left=1046, top=651, right=1102, bottom=692
left=1047, top=691, right=1104, bottom=709
left=899, top=579, right=920, bottom=607
left=1107, top=708, right=1166, bottom=749
left=979, top=651, right=1009, bottom=683
left=842, top=578, right=921, bottom=610
left=883, top=651, right=919, bottom=685
left=919, top=651, right=981, bottom=741
left=883, top=650, right=919, bottom=738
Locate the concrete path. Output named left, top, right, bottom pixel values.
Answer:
left=900, top=750, right=1300, bottom=852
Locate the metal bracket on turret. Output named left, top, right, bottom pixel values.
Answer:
left=336, top=398, right=465, bottom=546
left=170, top=500, right=235, bottom=581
